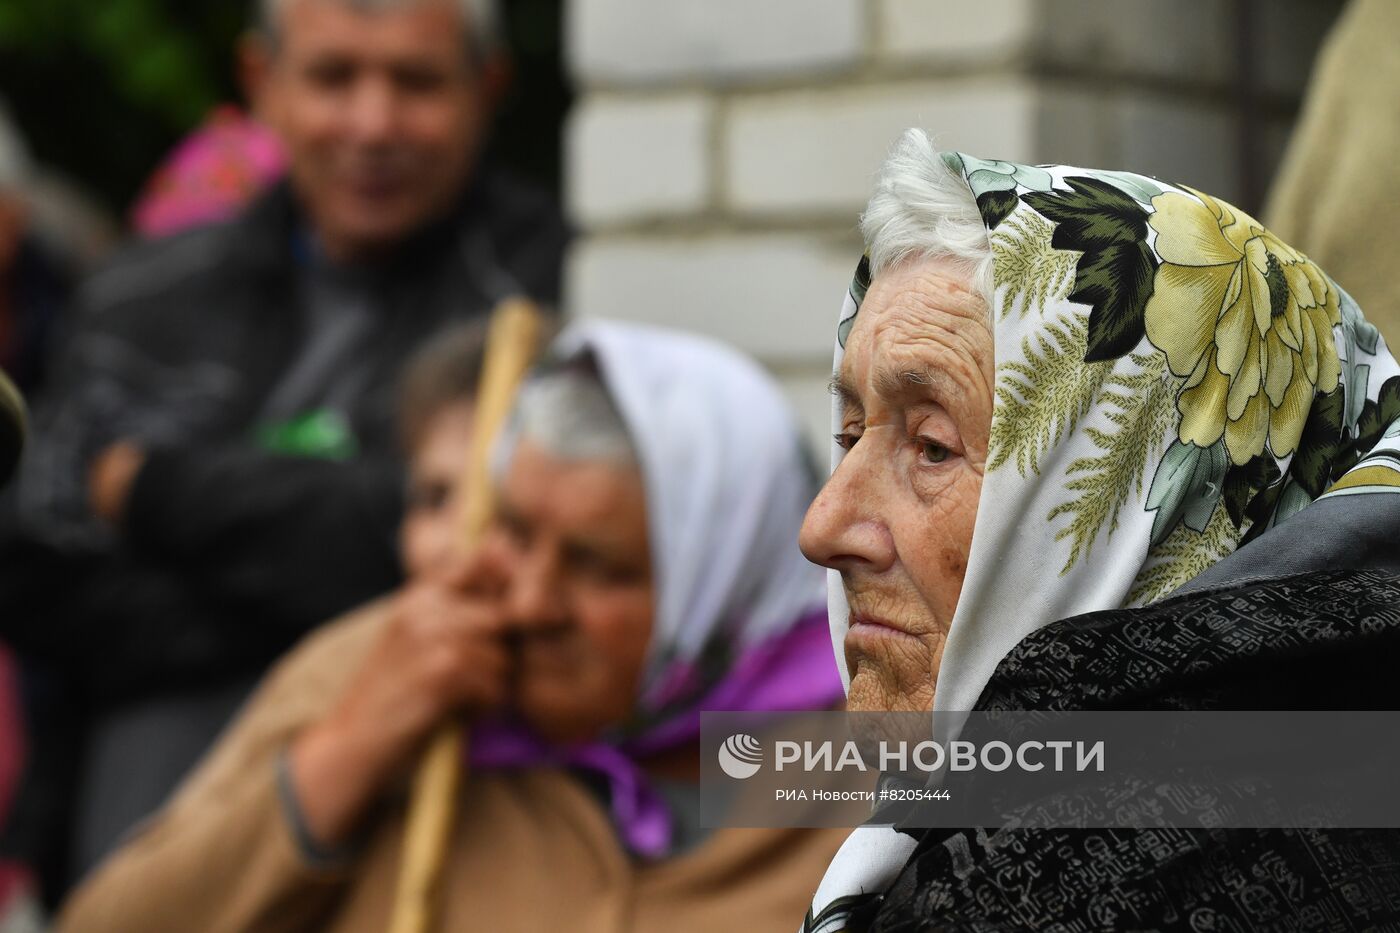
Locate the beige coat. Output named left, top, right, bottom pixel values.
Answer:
left=1265, top=0, right=1400, bottom=349
left=57, top=601, right=847, bottom=933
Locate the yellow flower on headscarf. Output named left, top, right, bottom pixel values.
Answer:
left=1144, top=188, right=1341, bottom=466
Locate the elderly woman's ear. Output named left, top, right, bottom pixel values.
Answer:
left=800, top=255, right=992, bottom=714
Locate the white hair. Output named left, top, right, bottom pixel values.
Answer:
left=509, top=365, right=637, bottom=467
left=259, top=0, right=503, bottom=61
left=860, top=129, right=995, bottom=310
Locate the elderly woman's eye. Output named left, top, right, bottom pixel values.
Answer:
left=919, top=440, right=949, bottom=464
left=834, top=432, right=861, bottom=451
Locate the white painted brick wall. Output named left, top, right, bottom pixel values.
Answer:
left=724, top=80, right=1040, bottom=217
left=1035, top=89, right=1240, bottom=203
left=1111, top=95, right=1238, bottom=202
left=566, top=233, right=858, bottom=365
left=566, top=94, right=713, bottom=226
left=568, top=0, right=867, bottom=86
left=1038, top=0, right=1233, bottom=85
left=877, top=0, right=1036, bottom=63
left=560, top=0, right=1334, bottom=463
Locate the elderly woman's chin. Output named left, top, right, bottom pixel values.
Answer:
left=843, top=632, right=940, bottom=712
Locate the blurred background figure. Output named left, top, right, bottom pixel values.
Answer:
left=0, top=0, right=567, bottom=907
left=0, top=101, right=113, bottom=397
left=0, top=371, right=42, bottom=933
left=1265, top=0, right=1400, bottom=349
left=0, top=102, right=111, bottom=931
left=58, top=321, right=847, bottom=933
left=129, top=105, right=286, bottom=238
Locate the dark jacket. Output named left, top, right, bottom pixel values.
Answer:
left=851, top=491, right=1400, bottom=932
left=0, top=167, right=568, bottom=701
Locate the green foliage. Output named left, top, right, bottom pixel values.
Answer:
left=1048, top=350, right=1178, bottom=573
left=0, top=0, right=567, bottom=216
left=0, top=1, right=230, bottom=130
left=1127, top=498, right=1239, bottom=606
left=0, top=0, right=246, bottom=212
left=991, top=210, right=1079, bottom=320
left=1022, top=177, right=1159, bottom=362
left=987, top=310, right=1112, bottom=476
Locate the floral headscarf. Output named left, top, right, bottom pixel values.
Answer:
left=828, top=152, right=1400, bottom=713
left=807, top=151, right=1400, bottom=932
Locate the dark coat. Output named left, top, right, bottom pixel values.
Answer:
left=850, top=491, right=1400, bottom=932
left=0, top=167, right=567, bottom=699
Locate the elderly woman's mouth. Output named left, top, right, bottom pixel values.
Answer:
left=845, top=614, right=923, bottom=644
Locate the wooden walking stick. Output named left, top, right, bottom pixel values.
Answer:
left=388, top=297, right=546, bottom=933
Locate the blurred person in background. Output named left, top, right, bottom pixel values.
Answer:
left=0, top=0, right=568, bottom=900
left=1266, top=0, right=1400, bottom=351
left=0, top=99, right=111, bottom=396
left=0, top=372, right=44, bottom=933
left=57, top=320, right=848, bottom=933
left=129, top=105, right=287, bottom=239
left=0, top=99, right=113, bottom=919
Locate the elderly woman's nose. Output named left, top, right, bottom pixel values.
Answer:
left=799, top=459, right=896, bottom=574
left=506, top=547, right=568, bottom=627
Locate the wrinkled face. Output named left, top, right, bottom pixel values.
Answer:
left=401, top=402, right=475, bottom=580
left=255, top=0, right=489, bottom=258
left=485, top=440, right=654, bottom=743
left=800, top=257, right=993, bottom=712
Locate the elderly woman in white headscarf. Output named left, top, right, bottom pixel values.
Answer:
left=57, top=320, right=848, bottom=933
left=799, top=130, right=1400, bottom=931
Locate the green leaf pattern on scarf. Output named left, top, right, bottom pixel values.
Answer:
left=1128, top=500, right=1237, bottom=605
left=952, top=154, right=1400, bottom=595
left=990, top=210, right=1079, bottom=319
left=1047, top=347, right=1177, bottom=572
left=1021, top=178, right=1159, bottom=362
left=986, top=311, right=1110, bottom=476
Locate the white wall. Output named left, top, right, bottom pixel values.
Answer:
left=563, top=0, right=1340, bottom=455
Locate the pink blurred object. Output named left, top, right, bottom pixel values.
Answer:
left=0, top=646, right=23, bottom=826
left=0, top=645, right=36, bottom=922
left=131, top=106, right=286, bottom=238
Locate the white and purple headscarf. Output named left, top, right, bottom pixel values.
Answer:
left=474, top=320, right=844, bottom=857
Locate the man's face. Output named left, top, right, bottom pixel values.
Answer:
left=253, top=0, right=491, bottom=258
left=488, top=440, right=654, bottom=744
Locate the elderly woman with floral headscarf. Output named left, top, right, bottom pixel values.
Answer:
left=799, top=130, right=1400, bottom=931
left=57, top=320, right=847, bottom=933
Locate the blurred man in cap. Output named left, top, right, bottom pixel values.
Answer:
left=0, top=0, right=566, bottom=897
